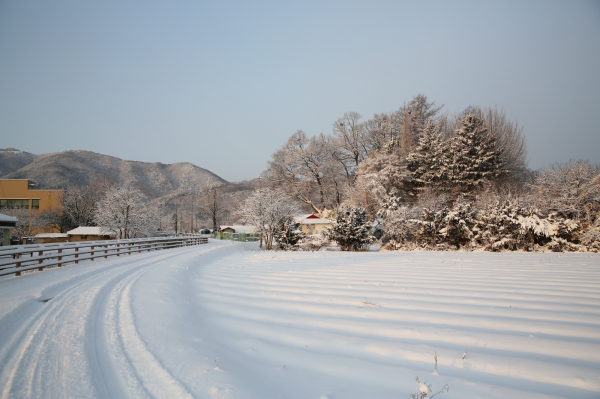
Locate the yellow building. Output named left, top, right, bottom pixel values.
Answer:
left=295, top=214, right=333, bottom=235
left=0, top=179, right=63, bottom=233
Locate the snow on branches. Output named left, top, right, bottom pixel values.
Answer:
left=94, top=185, right=159, bottom=239
left=447, top=115, right=507, bottom=193
left=237, top=187, right=300, bottom=250
left=326, top=204, right=374, bottom=251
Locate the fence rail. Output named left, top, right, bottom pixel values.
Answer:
left=213, top=231, right=260, bottom=242
left=0, top=236, right=208, bottom=278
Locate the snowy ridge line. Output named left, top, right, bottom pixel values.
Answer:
left=0, top=240, right=231, bottom=399
left=0, top=236, right=207, bottom=277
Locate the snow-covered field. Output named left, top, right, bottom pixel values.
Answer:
left=0, top=240, right=599, bottom=399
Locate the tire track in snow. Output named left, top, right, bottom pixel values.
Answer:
left=0, top=242, right=223, bottom=399
left=92, top=259, right=193, bottom=399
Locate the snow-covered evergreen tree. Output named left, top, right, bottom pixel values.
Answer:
left=447, top=115, right=506, bottom=193
left=380, top=205, right=420, bottom=250
left=273, top=216, right=302, bottom=250
left=327, top=204, right=373, bottom=251
left=407, top=120, right=449, bottom=191
left=437, top=197, right=476, bottom=249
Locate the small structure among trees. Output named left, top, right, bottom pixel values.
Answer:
left=237, top=188, right=299, bottom=250
left=0, top=213, right=17, bottom=246
left=259, top=94, right=599, bottom=252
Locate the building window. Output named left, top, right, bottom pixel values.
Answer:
left=0, top=199, right=29, bottom=209
left=32, top=199, right=40, bottom=209
left=81, top=235, right=88, bottom=239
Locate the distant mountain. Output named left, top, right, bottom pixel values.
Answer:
left=0, top=148, right=38, bottom=177
left=1, top=149, right=227, bottom=199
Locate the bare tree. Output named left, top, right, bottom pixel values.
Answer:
left=201, top=185, right=224, bottom=232
left=61, top=175, right=115, bottom=227
left=94, top=185, right=159, bottom=239
left=332, top=112, right=370, bottom=179
left=237, top=188, right=300, bottom=250
left=37, top=205, right=70, bottom=233
left=264, top=130, right=345, bottom=214
left=0, top=205, right=41, bottom=243
left=531, top=159, right=600, bottom=223
left=361, top=94, right=444, bottom=160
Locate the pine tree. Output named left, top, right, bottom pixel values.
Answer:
left=326, top=204, right=373, bottom=251
left=437, top=197, right=476, bottom=249
left=448, top=115, right=506, bottom=192
left=407, top=120, right=449, bottom=191
left=273, top=216, right=302, bottom=250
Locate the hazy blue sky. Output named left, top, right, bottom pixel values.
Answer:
left=1, top=0, right=599, bottom=181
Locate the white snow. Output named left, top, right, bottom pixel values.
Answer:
left=0, top=213, right=18, bottom=223
left=0, top=240, right=599, bottom=399
left=67, top=226, right=114, bottom=236
left=35, top=233, right=70, bottom=238
left=219, top=225, right=256, bottom=233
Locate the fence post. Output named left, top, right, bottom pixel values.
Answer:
left=58, top=249, right=62, bottom=267
left=117, top=243, right=120, bottom=256
left=38, top=251, right=44, bottom=271
left=104, top=245, right=108, bottom=258
left=75, top=247, right=79, bottom=264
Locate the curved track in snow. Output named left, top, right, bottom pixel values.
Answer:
left=0, top=240, right=231, bottom=399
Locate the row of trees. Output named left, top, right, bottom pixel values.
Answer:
left=0, top=178, right=162, bottom=241
left=264, top=96, right=528, bottom=216
left=237, top=187, right=375, bottom=251
left=1, top=174, right=249, bottom=242
left=254, top=94, right=599, bottom=252
left=378, top=159, right=599, bottom=252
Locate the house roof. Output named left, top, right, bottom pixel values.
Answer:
left=0, top=213, right=18, bottom=228
left=218, top=225, right=256, bottom=233
left=295, top=214, right=333, bottom=225
left=0, top=213, right=18, bottom=223
left=36, top=233, right=70, bottom=238
left=67, top=227, right=116, bottom=236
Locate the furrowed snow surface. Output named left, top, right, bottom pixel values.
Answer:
left=0, top=240, right=599, bottom=399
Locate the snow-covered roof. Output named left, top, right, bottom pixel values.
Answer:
left=67, top=227, right=116, bottom=236
left=0, top=213, right=17, bottom=228
left=295, top=215, right=333, bottom=225
left=218, top=225, right=256, bottom=233
left=36, top=233, right=70, bottom=238
left=0, top=213, right=18, bottom=223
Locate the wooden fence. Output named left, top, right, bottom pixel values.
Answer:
left=0, top=236, right=208, bottom=278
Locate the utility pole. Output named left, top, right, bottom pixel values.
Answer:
left=258, top=176, right=262, bottom=249
left=190, top=192, right=194, bottom=234
left=365, top=189, right=369, bottom=222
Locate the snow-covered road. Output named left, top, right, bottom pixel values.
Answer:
left=0, top=240, right=228, bottom=399
left=0, top=240, right=599, bottom=399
